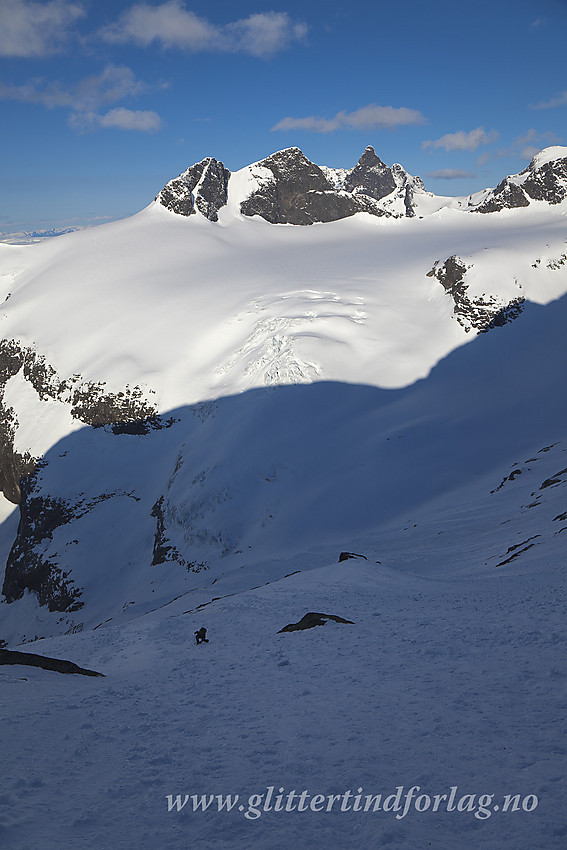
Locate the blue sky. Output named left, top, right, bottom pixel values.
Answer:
left=1, top=0, right=566, bottom=232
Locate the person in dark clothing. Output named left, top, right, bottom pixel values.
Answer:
left=195, top=627, right=208, bottom=644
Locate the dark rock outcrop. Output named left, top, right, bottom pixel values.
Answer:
left=0, top=338, right=159, bottom=503
left=0, top=340, right=171, bottom=612
left=474, top=151, right=567, bottom=212
left=240, top=147, right=392, bottom=224
left=0, top=648, right=104, bottom=676
left=427, top=256, right=525, bottom=332
left=278, top=612, right=355, bottom=632
left=156, top=146, right=567, bottom=224
left=69, top=382, right=157, bottom=427
left=151, top=495, right=179, bottom=566
left=344, top=146, right=397, bottom=199
left=521, top=155, right=567, bottom=204
left=150, top=494, right=208, bottom=573
left=338, top=551, right=368, bottom=562
left=2, top=466, right=84, bottom=612
left=474, top=178, right=530, bottom=214
left=157, top=157, right=230, bottom=221
left=0, top=341, right=38, bottom=503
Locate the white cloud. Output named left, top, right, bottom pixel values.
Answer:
left=519, top=145, right=541, bottom=161
left=422, top=127, right=499, bottom=152
left=531, top=91, right=567, bottom=109
left=272, top=115, right=341, bottom=133
left=0, top=65, right=148, bottom=111
left=69, top=108, right=162, bottom=133
left=514, top=128, right=562, bottom=152
left=226, top=12, right=308, bottom=58
left=0, top=0, right=85, bottom=57
left=475, top=129, right=562, bottom=167
left=272, top=104, right=426, bottom=134
left=100, top=1, right=307, bottom=57
left=425, top=169, right=477, bottom=180
left=0, top=65, right=162, bottom=133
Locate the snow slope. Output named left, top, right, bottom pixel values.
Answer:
left=1, top=446, right=566, bottom=849
left=0, top=147, right=566, bottom=850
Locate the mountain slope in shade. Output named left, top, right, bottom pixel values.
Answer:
left=0, top=294, right=566, bottom=644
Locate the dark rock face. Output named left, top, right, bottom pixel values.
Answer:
left=240, top=148, right=339, bottom=224
left=0, top=648, right=104, bottom=676
left=278, top=612, right=355, bottom=632
left=292, top=189, right=385, bottom=224
left=240, top=147, right=392, bottom=225
left=521, top=156, right=567, bottom=204
left=70, top=382, right=157, bottom=427
left=427, top=256, right=525, bottom=332
left=0, top=338, right=159, bottom=504
left=344, top=146, right=397, bottom=199
left=345, top=146, right=426, bottom=218
left=476, top=300, right=525, bottom=333
left=403, top=184, right=417, bottom=217
left=157, top=157, right=230, bottom=222
left=151, top=493, right=208, bottom=573
left=2, top=466, right=84, bottom=612
left=151, top=495, right=179, bottom=566
left=0, top=339, right=173, bottom=613
left=474, top=153, right=567, bottom=212
left=157, top=146, right=566, bottom=224
left=474, top=178, right=530, bottom=214
left=0, top=341, right=37, bottom=503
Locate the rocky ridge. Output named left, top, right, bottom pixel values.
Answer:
left=426, top=257, right=525, bottom=332
left=469, top=147, right=567, bottom=213
left=157, top=145, right=567, bottom=224
left=156, top=157, right=231, bottom=222
left=159, top=145, right=431, bottom=224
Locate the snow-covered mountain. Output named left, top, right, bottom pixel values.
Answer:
left=156, top=144, right=567, bottom=222
left=0, top=226, right=86, bottom=245
left=0, top=144, right=566, bottom=641
left=1, top=145, right=566, bottom=850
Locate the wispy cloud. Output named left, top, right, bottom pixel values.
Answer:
left=425, top=169, right=477, bottom=180
left=476, top=128, right=562, bottom=166
left=422, top=127, right=499, bottom=152
left=0, top=65, right=148, bottom=111
left=0, top=65, right=162, bottom=133
left=513, top=128, right=561, bottom=159
left=272, top=104, right=426, bottom=133
left=531, top=91, right=567, bottom=109
left=0, top=0, right=85, bottom=57
left=99, top=2, right=307, bottom=57
left=69, top=107, right=162, bottom=133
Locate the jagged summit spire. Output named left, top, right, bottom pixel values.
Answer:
left=156, top=157, right=230, bottom=221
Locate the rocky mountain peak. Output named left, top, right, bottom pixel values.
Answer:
left=156, top=156, right=230, bottom=222
left=519, top=147, right=567, bottom=204
left=252, top=147, right=331, bottom=192
left=472, top=146, right=567, bottom=213
left=155, top=145, right=567, bottom=225
left=238, top=147, right=393, bottom=225
left=344, top=145, right=397, bottom=200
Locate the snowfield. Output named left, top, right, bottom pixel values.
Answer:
left=0, top=148, right=566, bottom=849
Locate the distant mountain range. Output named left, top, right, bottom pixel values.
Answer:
left=157, top=144, right=567, bottom=222
left=0, top=145, right=566, bottom=645
left=0, top=226, right=85, bottom=245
